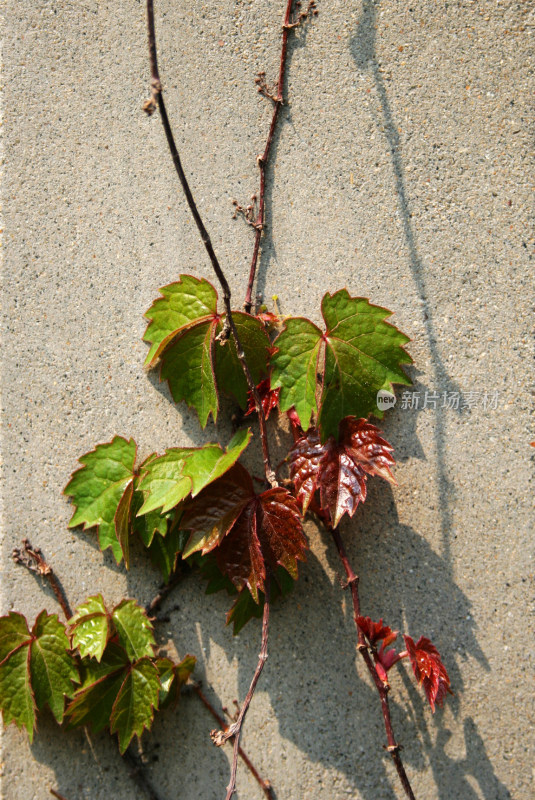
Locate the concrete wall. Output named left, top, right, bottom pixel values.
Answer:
left=2, top=1, right=533, bottom=798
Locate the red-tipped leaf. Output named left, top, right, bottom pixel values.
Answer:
left=182, top=464, right=307, bottom=602
left=290, top=417, right=396, bottom=527
left=404, top=635, right=452, bottom=712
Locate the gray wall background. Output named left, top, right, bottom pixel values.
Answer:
left=1, top=1, right=533, bottom=799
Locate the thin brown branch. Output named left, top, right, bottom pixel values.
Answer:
left=50, top=790, right=70, bottom=800
left=12, top=539, right=72, bottom=619
left=144, top=0, right=276, bottom=487
left=211, top=577, right=271, bottom=800
left=192, top=683, right=274, bottom=799
left=330, top=527, right=417, bottom=800
left=243, top=0, right=318, bottom=314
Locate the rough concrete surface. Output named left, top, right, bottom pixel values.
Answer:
left=1, top=1, right=533, bottom=798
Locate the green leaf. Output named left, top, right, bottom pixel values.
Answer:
left=64, top=437, right=137, bottom=562
left=160, top=319, right=219, bottom=427
left=319, top=291, right=411, bottom=438
left=175, top=654, right=196, bottom=685
left=110, top=658, right=160, bottom=753
left=111, top=601, right=155, bottom=662
left=0, top=612, right=32, bottom=663
left=133, top=502, right=170, bottom=547
left=143, top=276, right=270, bottom=426
left=115, top=480, right=134, bottom=569
left=155, top=657, right=179, bottom=709
left=0, top=614, right=34, bottom=740
left=184, top=428, right=253, bottom=497
left=66, top=667, right=127, bottom=733
left=214, top=314, right=271, bottom=408
left=226, top=568, right=296, bottom=634
left=270, top=317, right=322, bottom=433
left=0, top=640, right=35, bottom=740
left=131, top=464, right=170, bottom=547
left=0, top=612, right=78, bottom=739
left=155, top=654, right=195, bottom=710
left=226, top=588, right=264, bottom=634
left=29, top=611, right=79, bottom=723
left=136, top=451, right=191, bottom=516
left=143, top=275, right=218, bottom=365
left=67, top=642, right=190, bottom=748
left=136, top=428, right=252, bottom=517
left=77, top=642, right=130, bottom=688
left=198, top=553, right=237, bottom=596
left=271, top=290, right=411, bottom=440
left=146, top=528, right=183, bottom=582
left=69, top=595, right=110, bottom=662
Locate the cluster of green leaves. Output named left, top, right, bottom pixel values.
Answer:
left=64, top=428, right=252, bottom=567
left=0, top=599, right=195, bottom=752
left=143, top=276, right=411, bottom=439
left=62, top=275, right=411, bottom=632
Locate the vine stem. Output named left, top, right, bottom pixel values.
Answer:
left=243, top=0, right=295, bottom=314
left=330, top=527, right=417, bottom=800
left=12, top=539, right=72, bottom=619
left=145, top=573, right=274, bottom=794
left=192, top=683, right=274, bottom=799
left=144, top=0, right=276, bottom=487
left=211, top=576, right=271, bottom=800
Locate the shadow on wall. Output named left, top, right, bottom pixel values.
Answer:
left=350, top=0, right=464, bottom=572
left=26, top=482, right=511, bottom=800
left=126, top=482, right=504, bottom=800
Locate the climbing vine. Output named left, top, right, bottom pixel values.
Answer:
left=1, top=3, right=451, bottom=799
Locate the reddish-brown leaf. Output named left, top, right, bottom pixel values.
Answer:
left=215, top=500, right=264, bottom=600
left=245, top=378, right=280, bottom=420
left=404, top=635, right=452, bottom=712
left=357, top=616, right=401, bottom=681
left=181, top=465, right=307, bottom=602
left=257, top=488, right=305, bottom=581
left=256, top=310, right=281, bottom=329
left=181, top=464, right=253, bottom=557
left=357, top=616, right=397, bottom=648
left=217, top=488, right=307, bottom=602
left=289, top=417, right=396, bottom=527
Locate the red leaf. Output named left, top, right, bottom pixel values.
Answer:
left=404, top=635, right=452, bottom=712
left=215, top=500, right=264, bottom=600
left=289, top=417, right=396, bottom=527
left=181, top=464, right=253, bottom=556
left=286, top=408, right=303, bottom=441
left=256, top=310, right=281, bottom=329
left=357, top=616, right=397, bottom=648
left=245, top=378, right=280, bottom=420
left=182, top=465, right=307, bottom=602
left=257, top=488, right=305, bottom=581
left=357, top=616, right=401, bottom=680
